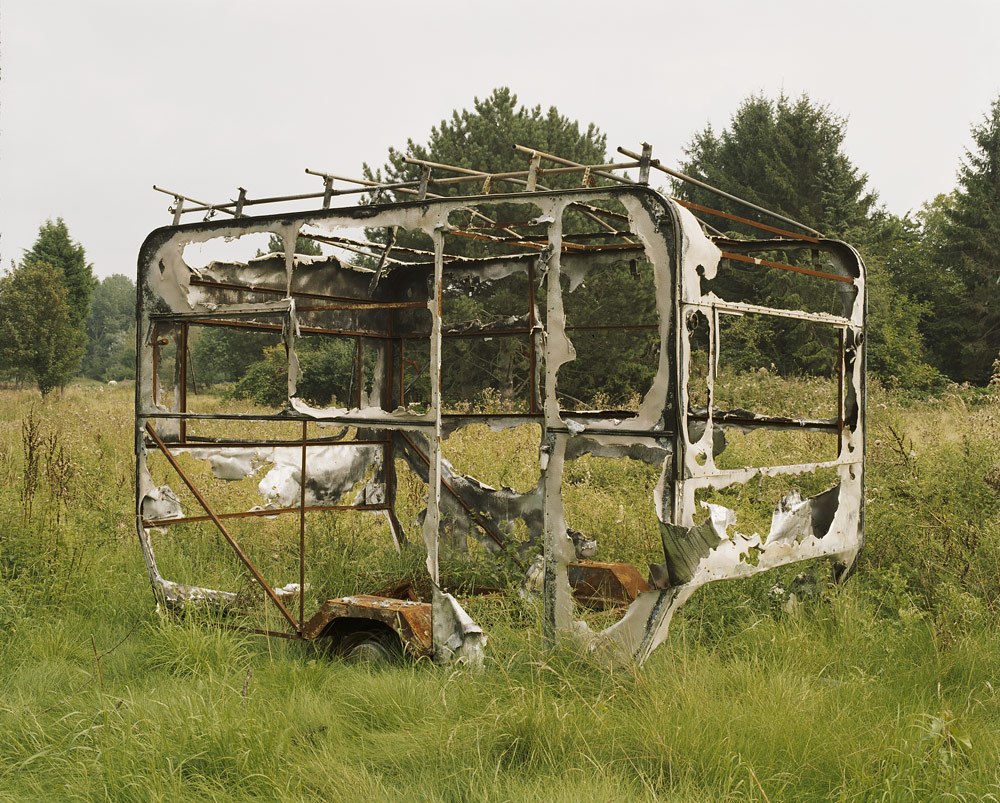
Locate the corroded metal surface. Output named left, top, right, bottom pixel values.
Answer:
left=302, top=595, right=433, bottom=657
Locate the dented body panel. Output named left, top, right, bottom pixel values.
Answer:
left=135, top=182, right=865, bottom=665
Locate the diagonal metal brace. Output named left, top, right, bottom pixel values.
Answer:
left=144, top=422, right=301, bottom=633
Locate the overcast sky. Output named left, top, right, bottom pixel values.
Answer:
left=2, top=0, right=998, bottom=279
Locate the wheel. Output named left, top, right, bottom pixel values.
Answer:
left=335, top=628, right=402, bottom=666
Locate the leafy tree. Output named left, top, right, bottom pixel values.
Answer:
left=932, top=97, right=1000, bottom=383
left=83, top=274, right=136, bottom=381
left=0, top=261, right=83, bottom=395
left=22, top=218, right=94, bottom=330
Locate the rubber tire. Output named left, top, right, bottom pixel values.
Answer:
left=336, top=629, right=402, bottom=666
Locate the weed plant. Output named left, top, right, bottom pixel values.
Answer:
left=0, top=381, right=998, bottom=801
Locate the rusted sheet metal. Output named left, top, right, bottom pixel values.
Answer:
left=568, top=562, right=651, bottom=609
left=302, top=595, right=433, bottom=657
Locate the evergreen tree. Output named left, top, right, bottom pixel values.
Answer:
left=677, top=93, right=934, bottom=387
left=935, top=97, right=1000, bottom=383
left=0, top=261, right=83, bottom=395
left=22, top=218, right=95, bottom=330
left=678, top=93, right=875, bottom=236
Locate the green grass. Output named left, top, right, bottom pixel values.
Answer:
left=0, top=381, right=999, bottom=801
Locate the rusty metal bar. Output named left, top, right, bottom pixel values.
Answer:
left=189, top=277, right=410, bottom=305
left=305, top=168, right=519, bottom=237
left=514, top=144, right=636, bottom=186
left=179, top=323, right=188, bottom=444
left=151, top=323, right=159, bottom=405
left=147, top=438, right=387, bottom=449
left=617, top=146, right=823, bottom=238
left=720, top=251, right=854, bottom=284
left=143, top=410, right=434, bottom=426
left=528, top=260, right=538, bottom=415
left=299, top=421, right=307, bottom=630
left=144, top=422, right=300, bottom=632
left=142, top=502, right=390, bottom=528
left=673, top=198, right=820, bottom=243
left=295, top=301, right=427, bottom=312
left=183, top=318, right=393, bottom=340
left=838, top=328, right=846, bottom=456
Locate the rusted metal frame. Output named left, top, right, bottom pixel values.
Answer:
left=449, top=227, right=627, bottom=253
left=143, top=422, right=300, bottom=632
left=147, top=438, right=387, bottom=449
left=304, top=168, right=422, bottom=194
left=697, top=299, right=851, bottom=327
left=295, top=301, right=426, bottom=312
left=406, top=154, right=641, bottom=181
left=617, top=146, right=824, bottom=238
left=183, top=318, right=393, bottom=340
left=299, top=421, right=307, bottom=629
left=397, top=430, right=522, bottom=566
left=189, top=277, right=412, bottom=305
left=142, top=502, right=390, bottom=528
left=179, top=323, right=188, bottom=443
left=455, top=218, right=546, bottom=232
left=305, top=167, right=519, bottom=238
left=401, top=155, right=622, bottom=234
left=151, top=322, right=159, bottom=405
left=150, top=304, right=290, bottom=323
left=559, top=230, right=634, bottom=242
left=673, top=198, right=820, bottom=243
left=144, top=410, right=435, bottom=428
left=720, top=251, right=854, bottom=284
left=383, top=315, right=406, bottom=548
left=421, top=160, right=643, bottom=187
left=304, top=232, right=433, bottom=260
left=441, top=326, right=532, bottom=338
left=528, top=259, right=538, bottom=415
left=686, top=411, right=839, bottom=433
left=513, top=144, right=637, bottom=187
left=157, top=175, right=433, bottom=220
left=451, top=226, right=641, bottom=254
left=565, top=323, right=658, bottom=333
left=837, top=328, right=846, bottom=456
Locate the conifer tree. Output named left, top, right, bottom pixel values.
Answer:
left=937, top=97, right=1000, bottom=382
left=22, top=218, right=95, bottom=330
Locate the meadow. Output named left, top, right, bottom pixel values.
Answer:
left=0, top=380, right=998, bottom=802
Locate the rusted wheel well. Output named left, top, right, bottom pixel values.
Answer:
left=320, top=617, right=403, bottom=661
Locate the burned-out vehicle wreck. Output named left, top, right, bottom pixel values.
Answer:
left=136, top=146, right=866, bottom=665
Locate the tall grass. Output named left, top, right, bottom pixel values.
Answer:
left=0, top=380, right=998, bottom=801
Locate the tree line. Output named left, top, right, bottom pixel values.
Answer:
left=3, top=88, right=999, bottom=396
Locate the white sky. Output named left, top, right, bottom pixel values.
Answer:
left=2, top=0, right=998, bottom=279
